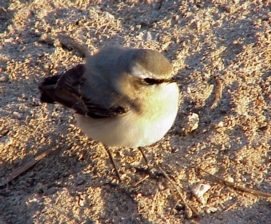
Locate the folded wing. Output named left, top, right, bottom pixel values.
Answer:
left=38, top=64, right=128, bottom=118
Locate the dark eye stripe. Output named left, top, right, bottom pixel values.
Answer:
left=143, top=77, right=175, bottom=85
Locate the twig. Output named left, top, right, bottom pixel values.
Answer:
left=158, top=165, right=198, bottom=218
left=197, top=167, right=271, bottom=198
left=133, top=174, right=150, bottom=187
left=0, top=146, right=63, bottom=187
left=134, top=147, right=198, bottom=217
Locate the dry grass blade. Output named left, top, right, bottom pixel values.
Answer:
left=0, top=146, right=63, bottom=187
left=132, top=174, right=150, bottom=187
left=198, top=167, right=271, bottom=198
left=158, top=165, right=198, bottom=218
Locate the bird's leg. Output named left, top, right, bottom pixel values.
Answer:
left=138, top=147, right=149, bottom=165
left=138, top=147, right=161, bottom=174
left=103, top=145, right=122, bottom=182
left=133, top=147, right=163, bottom=185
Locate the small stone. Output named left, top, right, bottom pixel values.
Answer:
left=0, top=73, right=8, bottom=82
left=184, top=113, right=199, bottom=133
left=204, top=206, right=218, bottom=214
left=75, top=177, right=85, bottom=186
left=191, top=183, right=211, bottom=204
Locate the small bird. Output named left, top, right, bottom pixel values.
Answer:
left=39, top=47, right=179, bottom=179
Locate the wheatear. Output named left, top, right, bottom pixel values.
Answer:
left=39, top=47, right=179, bottom=180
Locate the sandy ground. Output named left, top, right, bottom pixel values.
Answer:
left=1, top=0, right=271, bottom=223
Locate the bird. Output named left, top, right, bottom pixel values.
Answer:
left=38, top=46, right=179, bottom=180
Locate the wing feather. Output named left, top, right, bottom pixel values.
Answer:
left=38, top=64, right=128, bottom=118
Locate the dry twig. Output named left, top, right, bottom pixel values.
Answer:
left=197, top=167, right=271, bottom=198
left=158, top=165, right=198, bottom=218
left=0, top=146, right=64, bottom=187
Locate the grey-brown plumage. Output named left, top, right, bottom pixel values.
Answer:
left=39, top=63, right=127, bottom=118
left=39, top=47, right=179, bottom=147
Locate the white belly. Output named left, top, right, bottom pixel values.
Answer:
left=75, top=83, right=179, bottom=148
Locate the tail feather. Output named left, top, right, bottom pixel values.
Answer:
left=38, top=75, right=61, bottom=103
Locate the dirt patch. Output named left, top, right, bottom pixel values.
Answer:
left=1, top=1, right=271, bottom=223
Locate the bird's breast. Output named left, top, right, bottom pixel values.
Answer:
left=75, top=82, right=179, bottom=147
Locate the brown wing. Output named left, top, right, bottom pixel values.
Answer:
left=38, top=64, right=128, bottom=118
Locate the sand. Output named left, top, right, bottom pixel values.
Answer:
left=0, top=0, right=271, bottom=223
